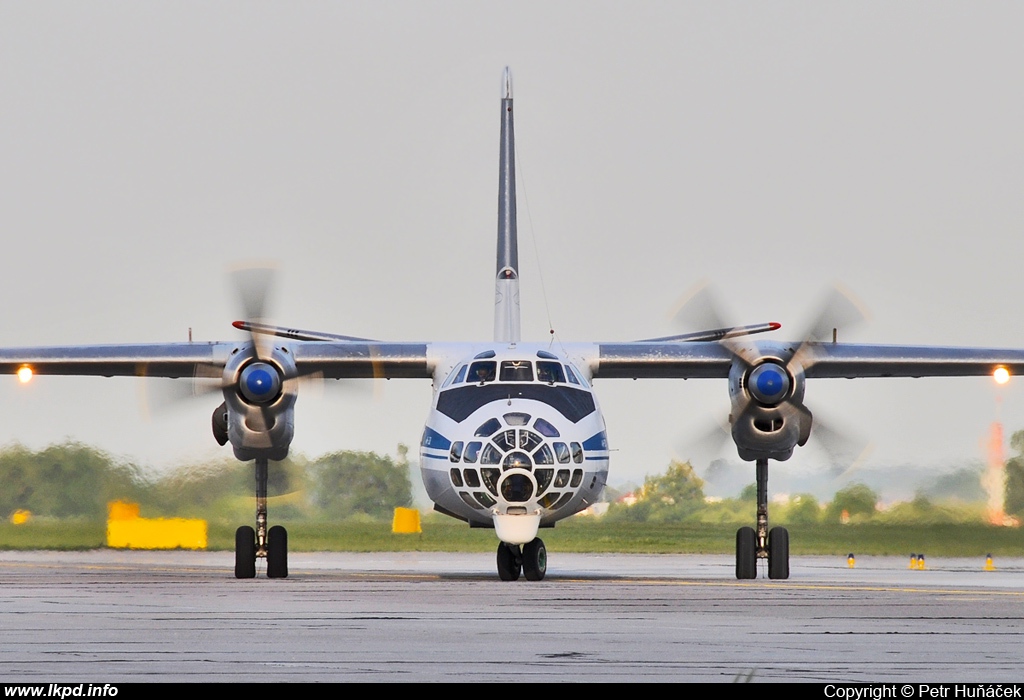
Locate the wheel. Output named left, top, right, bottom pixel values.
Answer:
left=768, top=526, right=789, bottom=580
left=522, top=538, right=547, bottom=581
left=235, top=526, right=256, bottom=579
left=496, top=543, right=521, bottom=581
left=267, top=525, right=288, bottom=579
left=735, top=526, right=757, bottom=580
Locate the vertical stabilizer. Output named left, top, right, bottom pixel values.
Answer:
left=494, top=67, right=521, bottom=344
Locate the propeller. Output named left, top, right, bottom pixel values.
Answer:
left=143, top=265, right=281, bottom=395
left=140, top=265, right=374, bottom=451
left=672, top=282, right=872, bottom=472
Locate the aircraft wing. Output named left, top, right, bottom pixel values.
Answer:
left=801, top=343, right=1024, bottom=379
left=0, top=342, right=433, bottom=379
left=592, top=341, right=1024, bottom=379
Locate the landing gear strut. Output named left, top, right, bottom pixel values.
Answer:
left=496, top=538, right=546, bottom=581
left=235, top=457, right=288, bottom=579
left=735, top=459, right=788, bottom=580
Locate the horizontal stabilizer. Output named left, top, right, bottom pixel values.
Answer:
left=636, top=322, right=781, bottom=343
left=233, top=321, right=376, bottom=343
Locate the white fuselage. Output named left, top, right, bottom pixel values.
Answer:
left=419, top=344, right=608, bottom=542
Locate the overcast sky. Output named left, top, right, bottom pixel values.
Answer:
left=1, top=2, right=1022, bottom=496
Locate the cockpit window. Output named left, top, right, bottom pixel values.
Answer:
left=534, top=418, right=560, bottom=438
left=442, top=364, right=468, bottom=388
left=469, top=361, right=496, bottom=383
left=565, top=364, right=588, bottom=387
left=536, top=361, right=565, bottom=384
left=480, top=444, right=503, bottom=465
left=500, top=360, right=533, bottom=382
left=449, top=441, right=464, bottom=462
left=564, top=366, right=580, bottom=385
left=553, top=442, right=570, bottom=463
left=473, top=415, right=501, bottom=438
left=441, top=368, right=456, bottom=389
left=494, top=430, right=517, bottom=452
left=503, top=412, right=531, bottom=426
left=518, top=430, right=543, bottom=451
left=475, top=418, right=502, bottom=437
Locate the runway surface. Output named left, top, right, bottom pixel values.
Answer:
left=1, top=550, right=1022, bottom=682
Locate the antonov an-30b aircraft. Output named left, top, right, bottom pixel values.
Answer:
left=4, top=69, right=1024, bottom=581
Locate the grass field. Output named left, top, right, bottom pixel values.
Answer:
left=1, top=515, right=1021, bottom=557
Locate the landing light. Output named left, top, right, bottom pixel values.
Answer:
left=17, top=366, right=33, bottom=384
left=994, top=367, right=1010, bottom=385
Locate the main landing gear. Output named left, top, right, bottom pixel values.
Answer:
left=735, top=458, right=789, bottom=580
left=497, top=538, right=547, bottom=581
left=235, top=457, right=288, bottom=579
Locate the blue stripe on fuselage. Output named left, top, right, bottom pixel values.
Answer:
left=420, top=426, right=452, bottom=450
left=582, top=431, right=608, bottom=451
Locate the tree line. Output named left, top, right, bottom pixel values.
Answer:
left=607, top=427, right=1024, bottom=526
left=8, top=427, right=1024, bottom=526
left=0, top=442, right=413, bottom=522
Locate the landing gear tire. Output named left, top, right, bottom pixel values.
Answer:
left=522, top=538, right=547, bottom=581
left=235, top=525, right=256, bottom=579
left=497, top=543, right=522, bottom=581
left=768, top=526, right=789, bottom=580
left=267, top=525, right=288, bottom=579
left=736, top=526, right=757, bottom=580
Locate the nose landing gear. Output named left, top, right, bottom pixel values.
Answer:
left=234, top=457, right=288, bottom=579
left=496, top=537, right=547, bottom=581
left=735, top=458, right=789, bottom=580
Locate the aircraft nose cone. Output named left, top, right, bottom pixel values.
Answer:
left=239, top=362, right=282, bottom=404
left=247, top=368, right=274, bottom=395
left=757, top=369, right=782, bottom=394
left=748, top=363, right=789, bottom=405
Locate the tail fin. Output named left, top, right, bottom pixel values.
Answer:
left=494, top=67, right=521, bottom=344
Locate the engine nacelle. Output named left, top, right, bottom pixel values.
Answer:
left=221, top=344, right=297, bottom=462
left=727, top=345, right=812, bottom=462
left=211, top=401, right=229, bottom=446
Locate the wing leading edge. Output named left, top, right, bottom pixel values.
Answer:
left=0, top=342, right=433, bottom=380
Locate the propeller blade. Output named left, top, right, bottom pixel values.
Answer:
left=789, top=284, right=870, bottom=371
left=138, top=365, right=226, bottom=418
left=230, top=266, right=275, bottom=322
left=295, top=371, right=374, bottom=401
left=230, top=265, right=277, bottom=361
left=667, top=280, right=761, bottom=364
left=807, top=411, right=875, bottom=479
left=668, top=280, right=731, bottom=337
left=675, top=417, right=732, bottom=464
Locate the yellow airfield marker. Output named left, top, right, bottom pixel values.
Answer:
left=392, top=507, right=422, bottom=534
left=909, top=554, right=918, bottom=570
left=106, top=501, right=207, bottom=550
left=985, top=554, right=996, bottom=571
left=847, top=553, right=855, bottom=568
left=10, top=509, right=31, bottom=525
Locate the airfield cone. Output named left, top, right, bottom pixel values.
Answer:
left=985, top=554, right=995, bottom=571
left=909, top=554, right=917, bottom=570
left=847, top=553, right=855, bottom=568
left=917, top=554, right=926, bottom=571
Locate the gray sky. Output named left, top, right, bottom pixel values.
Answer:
left=1, top=2, right=1022, bottom=496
